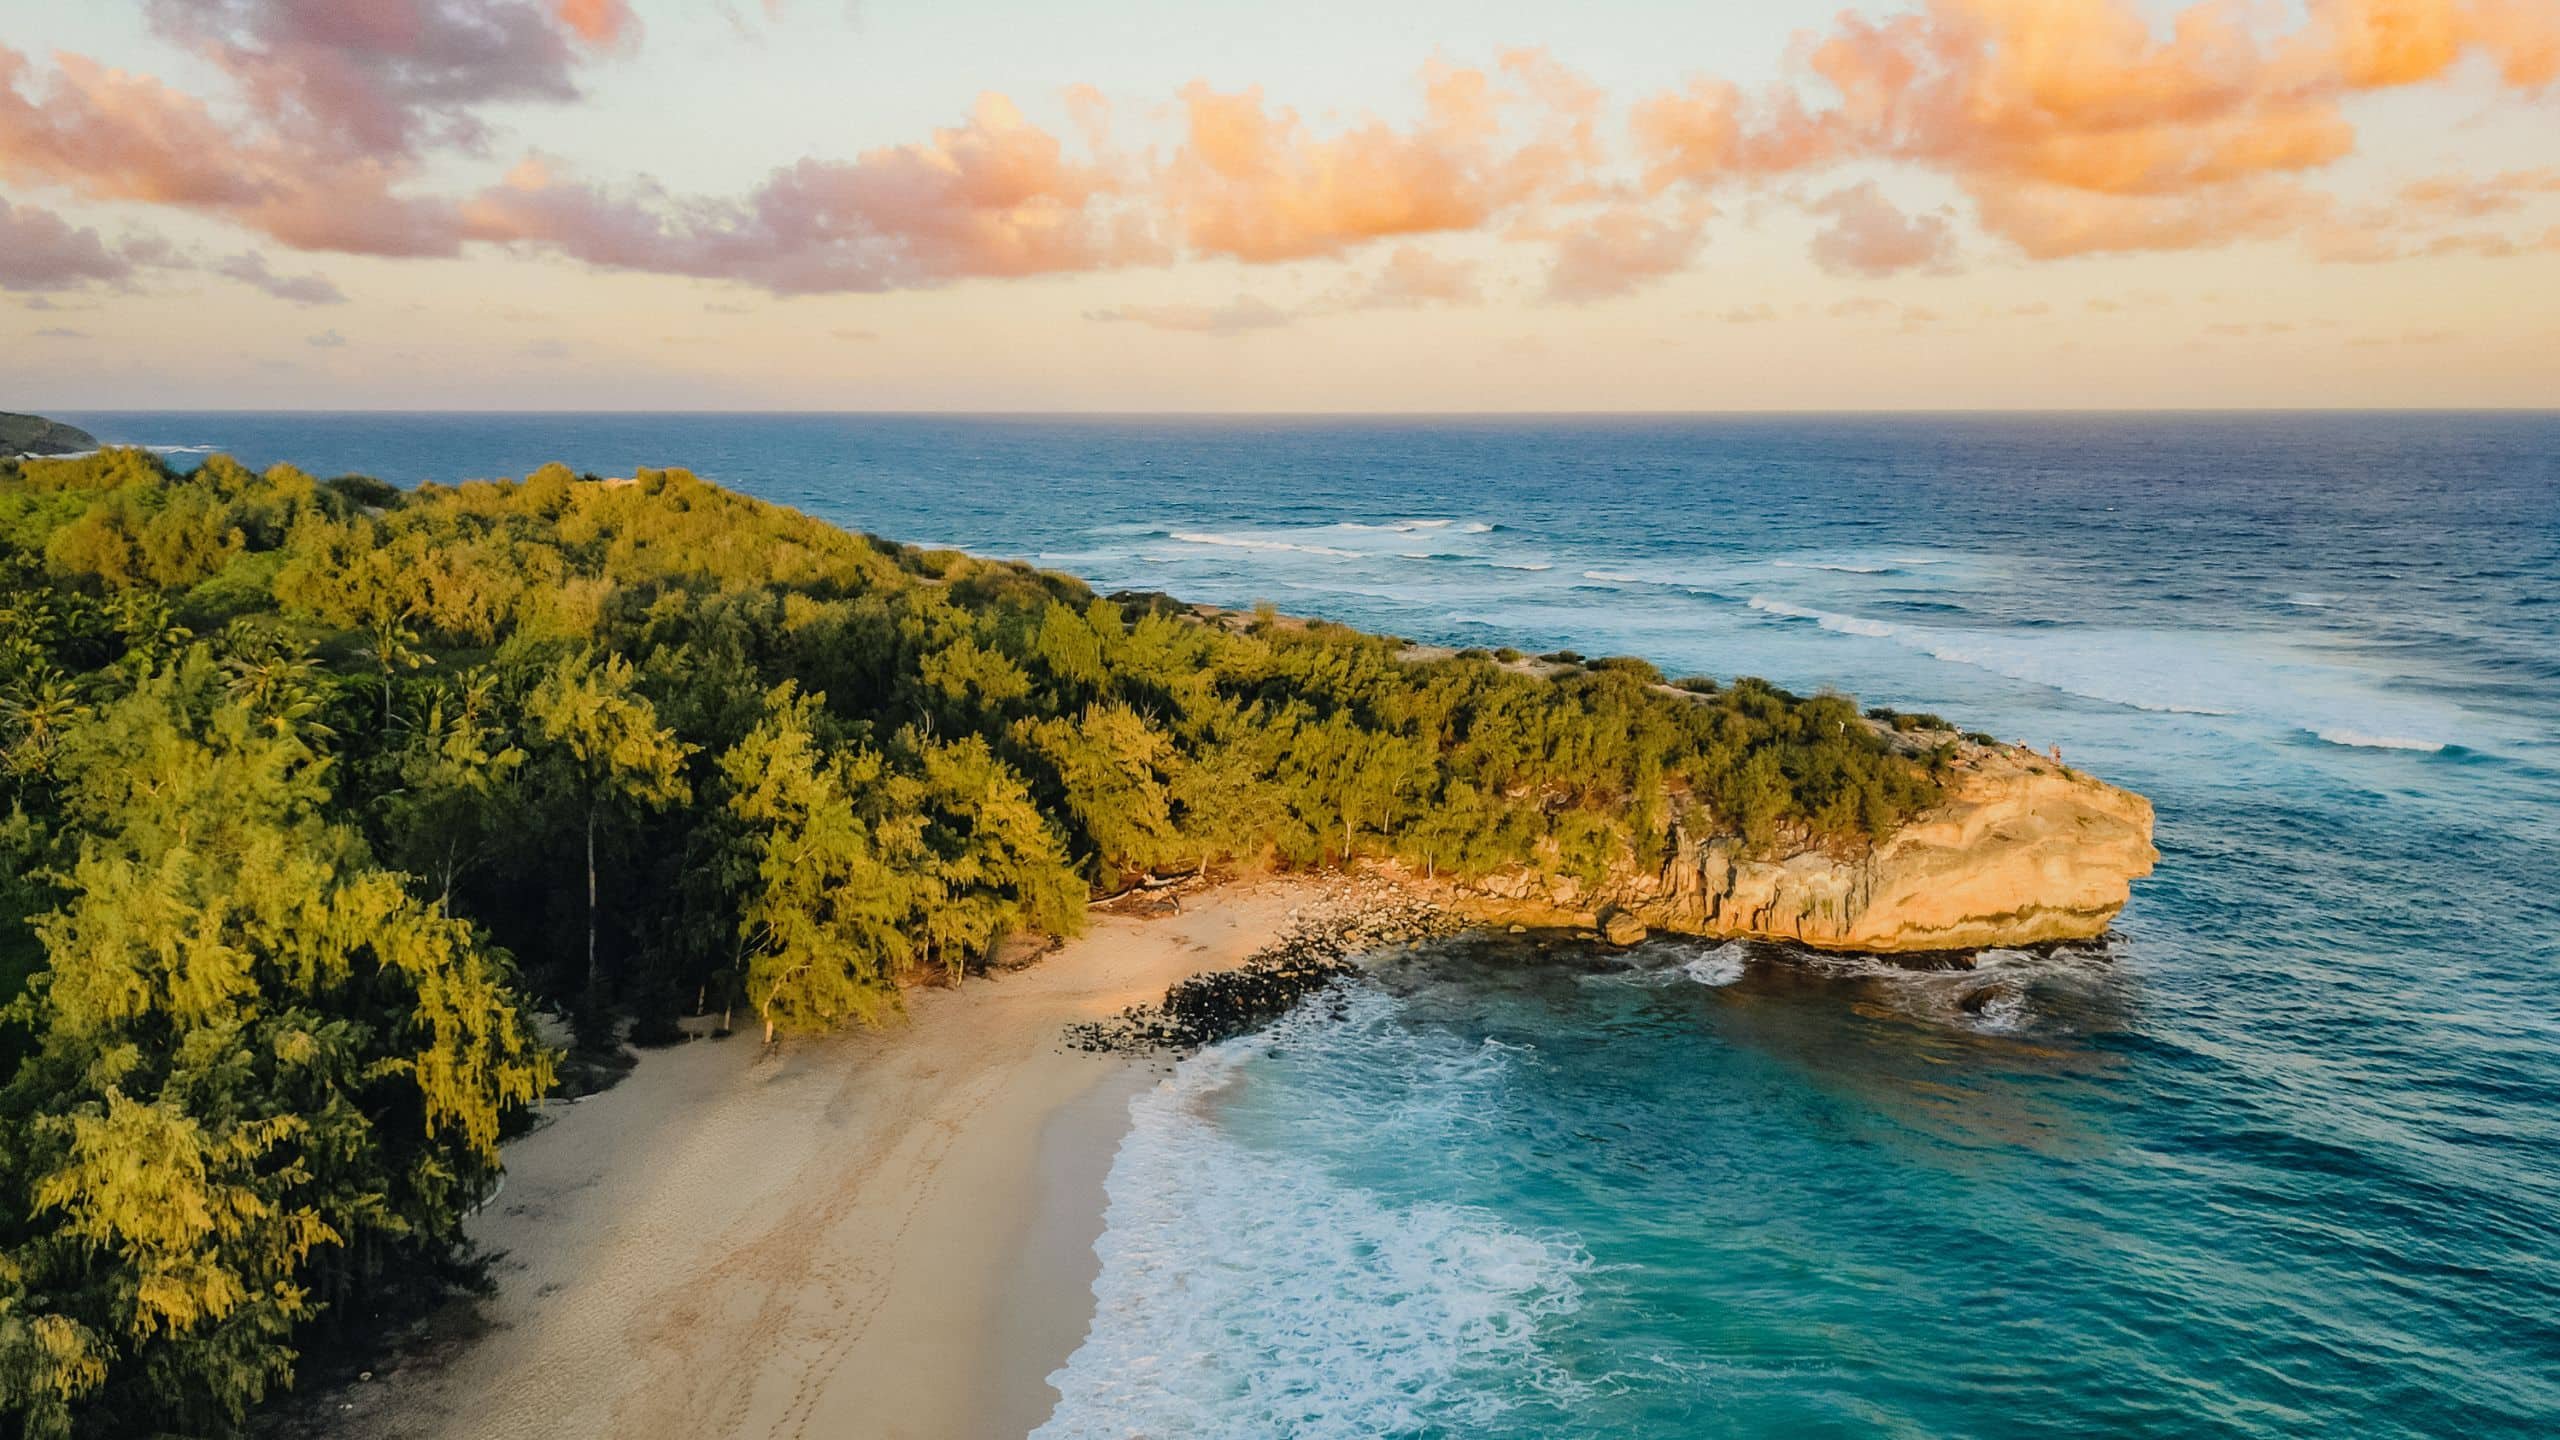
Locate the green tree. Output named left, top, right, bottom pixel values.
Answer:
left=0, top=653, right=549, bottom=1438
left=906, top=731, right=1083, bottom=976
left=719, top=688, right=929, bottom=1041
left=378, top=669, right=525, bottom=908
left=523, top=651, right=692, bottom=998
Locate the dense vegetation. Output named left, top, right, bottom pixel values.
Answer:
left=0, top=449, right=1946, bottom=1434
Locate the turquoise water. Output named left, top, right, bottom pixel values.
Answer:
left=69, top=412, right=2560, bottom=1436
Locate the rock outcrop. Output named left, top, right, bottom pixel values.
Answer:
left=1417, top=743, right=2156, bottom=953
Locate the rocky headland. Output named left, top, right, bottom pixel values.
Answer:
left=0, top=411, right=98, bottom=457
left=1421, top=738, right=2156, bottom=953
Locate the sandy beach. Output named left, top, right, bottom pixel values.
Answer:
left=340, top=880, right=1318, bottom=1440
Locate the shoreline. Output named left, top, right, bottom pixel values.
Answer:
left=334, top=880, right=1320, bottom=1440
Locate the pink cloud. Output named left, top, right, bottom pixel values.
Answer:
left=1806, top=182, right=1956, bottom=276
left=1085, top=295, right=1293, bottom=335
left=462, top=94, right=1157, bottom=292
left=1545, top=206, right=1705, bottom=302
left=0, top=198, right=137, bottom=291
left=145, top=0, right=635, bottom=159
left=214, top=249, right=347, bottom=304
left=1332, top=245, right=1482, bottom=309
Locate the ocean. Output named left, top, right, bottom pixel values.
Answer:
left=61, top=411, right=2560, bottom=1437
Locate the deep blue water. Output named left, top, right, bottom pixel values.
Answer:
left=63, top=411, right=2560, bottom=1437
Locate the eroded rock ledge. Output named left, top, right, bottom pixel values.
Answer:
left=1405, top=743, right=2157, bottom=953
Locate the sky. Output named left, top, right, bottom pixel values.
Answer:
left=2, top=0, right=2557, bottom=411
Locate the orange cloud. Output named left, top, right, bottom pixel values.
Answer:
left=2397, top=165, right=2560, bottom=216
left=556, top=0, right=640, bottom=46
left=0, top=48, right=264, bottom=208
left=1634, top=0, right=2560, bottom=259
left=1165, top=51, right=1602, bottom=263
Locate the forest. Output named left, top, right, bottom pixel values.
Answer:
left=0, top=449, right=1950, bottom=1435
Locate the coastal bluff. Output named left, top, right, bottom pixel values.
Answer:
left=0, top=411, right=97, bottom=457
left=1420, top=742, right=2156, bottom=953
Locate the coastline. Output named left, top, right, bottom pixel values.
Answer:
left=340, top=880, right=1317, bottom=1440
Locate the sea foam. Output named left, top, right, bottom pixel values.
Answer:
left=1748, top=595, right=1900, bottom=638
left=1172, top=530, right=1360, bottom=558
left=1035, top=992, right=1591, bottom=1439
left=2312, top=729, right=2447, bottom=753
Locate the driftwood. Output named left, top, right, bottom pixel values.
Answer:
left=1088, top=866, right=1208, bottom=907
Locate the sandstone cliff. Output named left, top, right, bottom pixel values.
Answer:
left=1414, top=742, right=2156, bottom=953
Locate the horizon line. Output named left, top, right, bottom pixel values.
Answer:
left=39, top=405, right=2560, bottom=418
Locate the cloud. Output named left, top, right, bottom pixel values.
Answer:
left=34, top=326, right=87, bottom=338
left=2396, top=166, right=2560, bottom=219
left=2349, top=327, right=2458, bottom=346
left=306, top=327, right=347, bottom=347
left=145, top=0, right=636, bottom=160
left=1630, top=0, right=2560, bottom=260
left=555, top=0, right=641, bottom=47
left=215, top=250, right=346, bottom=304
left=1328, top=245, right=1481, bottom=310
left=1085, top=295, right=1293, bottom=335
left=0, top=1, right=633, bottom=258
left=1717, top=303, right=1778, bottom=322
left=0, top=198, right=137, bottom=290
left=1545, top=206, right=1705, bottom=302
left=462, top=95, right=1155, bottom=292
left=3, top=0, right=2553, bottom=304
left=1164, top=51, right=1602, bottom=263
left=0, top=44, right=467, bottom=255
left=1806, top=182, right=1956, bottom=276
left=1827, top=296, right=1942, bottom=331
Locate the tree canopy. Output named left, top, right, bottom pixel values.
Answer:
left=0, top=448, right=1950, bottom=1434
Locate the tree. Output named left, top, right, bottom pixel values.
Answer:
left=906, top=731, right=1083, bottom=976
left=1011, top=702, right=1182, bottom=881
left=0, top=653, right=550, bottom=1438
left=376, top=668, right=525, bottom=908
left=719, top=688, right=930, bottom=1041
left=353, top=603, right=431, bottom=729
left=522, top=650, right=692, bottom=1000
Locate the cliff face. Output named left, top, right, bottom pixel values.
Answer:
left=1435, top=746, right=2157, bottom=953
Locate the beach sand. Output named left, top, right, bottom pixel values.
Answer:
left=346, top=880, right=1314, bottom=1440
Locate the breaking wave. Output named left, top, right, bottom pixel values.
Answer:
left=1172, top=530, right=1360, bottom=558
left=1036, top=992, right=1592, bottom=1439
